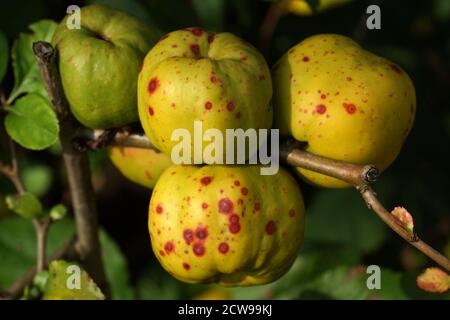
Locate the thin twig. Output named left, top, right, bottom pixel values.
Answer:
left=360, top=187, right=450, bottom=271
left=281, top=142, right=450, bottom=271
left=0, top=139, right=54, bottom=288
left=33, top=41, right=110, bottom=297
left=0, top=138, right=26, bottom=194
left=79, top=128, right=158, bottom=151
left=32, top=218, right=51, bottom=273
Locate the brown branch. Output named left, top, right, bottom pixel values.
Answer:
left=280, top=140, right=379, bottom=185
left=32, top=218, right=51, bottom=273
left=0, top=138, right=26, bottom=194
left=33, top=41, right=110, bottom=297
left=78, top=128, right=158, bottom=151
left=103, top=132, right=450, bottom=271
left=281, top=142, right=450, bottom=271
left=259, top=1, right=288, bottom=53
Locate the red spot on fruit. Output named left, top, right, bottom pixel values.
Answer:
left=227, top=101, right=235, bottom=111
left=189, top=27, right=204, bottom=37
left=196, top=227, right=208, bottom=240
left=235, top=112, right=241, bottom=119
left=390, top=64, right=402, bottom=74
left=202, top=202, right=208, bottom=209
left=190, top=44, right=200, bottom=56
left=164, top=241, right=174, bottom=253
left=218, top=242, right=229, bottom=254
left=200, top=176, right=212, bottom=185
left=254, top=203, right=261, bottom=211
left=265, top=221, right=276, bottom=235
left=240, top=55, right=248, bottom=61
left=210, top=75, right=218, bottom=83
left=208, top=32, right=216, bottom=43
left=156, top=204, right=163, bottom=214
left=234, top=180, right=240, bottom=186
left=204, top=101, right=213, bottom=110
left=219, top=198, right=233, bottom=214
left=145, top=170, right=152, bottom=180
left=193, top=242, right=205, bottom=256
left=302, top=56, right=310, bottom=62
left=183, top=229, right=194, bottom=244
left=316, top=104, right=327, bottom=114
left=183, top=263, right=190, bottom=270
left=148, top=78, right=159, bottom=94
left=229, top=223, right=241, bottom=234
left=148, top=107, right=154, bottom=116
left=159, top=250, right=165, bottom=257
left=229, top=214, right=240, bottom=224
left=259, top=75, right=266, bottom=80
left=289, top=209, right=296, bottom=217
left=237, top=199, right=244, bottom=205
left=343, top=103, right=357, bottom=114
left=321, top=94, right=326, bottom=99
left=241, top=187, right=248, bottom=195
left=346, top=76, right=352, bottom=81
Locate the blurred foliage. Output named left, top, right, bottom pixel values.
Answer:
left=0, top=217, right=133, bottom=299
left=0, top=0, right=449, bottom=300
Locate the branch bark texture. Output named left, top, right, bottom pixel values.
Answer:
left=33, top=41, right=110, bottom=296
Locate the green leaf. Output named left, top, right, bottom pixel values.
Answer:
left=7, top=20, right=57, bottom=104
left=33, top=270, right=49, bottom=292
left=304, top=189, right=388, bottom=253
left=5, top=192, right=43, bottom=219
left=0, top=217, right=132, bottom=299
left=42, top=260, right=105, bottom=300
left=5, top=93, right=59, bottom=150
left=0, top=31, right=8, bottom=83
left=49, top=204, right=67, bottom=221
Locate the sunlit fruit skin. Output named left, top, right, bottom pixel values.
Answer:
left=52, top=5, right=159, bottom=129
left=287, top=0, right=353, bottom=16
left=138, top=28, right=272, bottom=159
left=273, top=34, right=416, bottom=188
left=148, top=165, right=305, bottom=286
left=108, top=147, right=172, bottom=189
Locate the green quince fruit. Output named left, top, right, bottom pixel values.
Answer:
left=148, top=165, right=305, bottom=286
left=273, top=34, right=416, bottom=188
left=52, top=5, right=159, bottom=129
